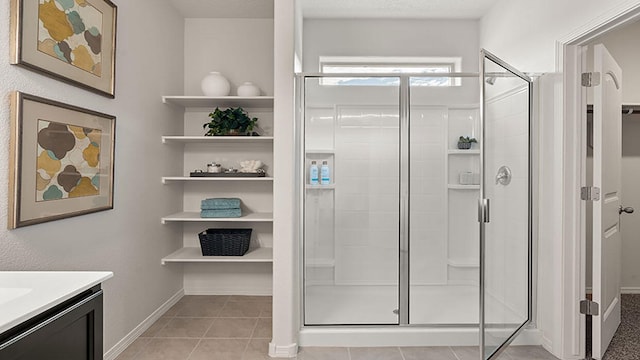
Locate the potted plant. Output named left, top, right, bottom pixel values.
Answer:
left=203, top=107, right=258, bottom=136
left=457, top=136, right=477, bottom=149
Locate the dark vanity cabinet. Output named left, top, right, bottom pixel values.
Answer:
left=0, top=285, right=103, bottom=360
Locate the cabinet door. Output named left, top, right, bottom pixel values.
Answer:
left=0, top=290, right=103, bottom=360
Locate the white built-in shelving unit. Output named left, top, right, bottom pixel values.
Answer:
left=160, top=96, right=274, bottom=265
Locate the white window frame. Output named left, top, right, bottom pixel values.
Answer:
left=318, top=56, right=463, bottom=86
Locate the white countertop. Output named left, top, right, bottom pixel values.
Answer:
left=0, top=271, right=113, bottom=334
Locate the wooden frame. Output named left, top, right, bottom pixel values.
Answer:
left=9, top=92, right=116, bottom=229
left=10, top=0, right=117, bottom=98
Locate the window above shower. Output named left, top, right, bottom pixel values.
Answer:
left=319, top=56, right=463, bottom=86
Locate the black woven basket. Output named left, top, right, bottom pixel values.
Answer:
left=198, top=228, right=251, bottom=256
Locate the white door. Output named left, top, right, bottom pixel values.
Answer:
left=591, top=43, right=622, bottom=359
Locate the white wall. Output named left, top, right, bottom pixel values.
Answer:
left=180, top=19, right=275, bottom=295
left=184, top=19, right=274, bottom=96
left=0, top=0, right=185, bottom=354
left=480, top=0, right=640, bottom=71
left=302, top=19, right=479, bottom=72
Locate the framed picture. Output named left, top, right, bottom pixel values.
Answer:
left=10, top=0, right=117, bottom=98
left=8, top=92, right=116, bottom=229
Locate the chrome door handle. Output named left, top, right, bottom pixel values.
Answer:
left=619, top=206, right=635, bottom=214
left=495, top=166, right=512, bottom=185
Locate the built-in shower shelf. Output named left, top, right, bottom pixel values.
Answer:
left=448, top=258, right=479, bottom=268
left=305, top=184, right=336, bottom=190
left=448, top=184, right=480, bottom=190
left=305, top=149, right=335, bottom=154
left=448, top=149, right=480, bottom=155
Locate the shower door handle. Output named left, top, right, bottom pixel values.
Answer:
left=478, top=198, right=490, bottom=223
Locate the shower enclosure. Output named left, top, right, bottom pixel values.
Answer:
left=298, top=50, right=532, bottom=360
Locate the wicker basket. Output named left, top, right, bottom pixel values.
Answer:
left=198, top=229, right=251, bottom=256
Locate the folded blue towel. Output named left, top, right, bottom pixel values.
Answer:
left=200, top=208, right=242, bottom=218
left=201, top=198, right=241, bottom=210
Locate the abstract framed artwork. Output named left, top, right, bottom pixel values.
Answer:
left=10, top=0, right=117, bottom=98
left=9, top=92, right=116, bottom=229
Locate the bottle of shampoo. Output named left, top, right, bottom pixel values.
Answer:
left=310, top=161, right=319, bottom=185
left=321, top=160, right=330, bottom=185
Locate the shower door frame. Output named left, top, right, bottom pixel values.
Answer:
left=479, top=49, right=534, bottom=360
left=297, top=72, right=486, bottom=329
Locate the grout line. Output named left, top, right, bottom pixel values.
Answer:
left=450, top=346, right=463, bottom=360
left=185, top=338, right=202, bottom=360
left=398, top=346, right=407, bottom=360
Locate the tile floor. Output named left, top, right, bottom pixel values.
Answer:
left=115, top=295, right=559, bottom=360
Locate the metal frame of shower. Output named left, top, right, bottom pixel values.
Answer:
left=479, top=49, right=533, bottom=360
left=295, top=64, right=533, bottom=358
left=296, top=71, right=481, bottom=329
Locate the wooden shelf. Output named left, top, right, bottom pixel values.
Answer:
left=448, top=184, right=480, bottom=190
left=162, top=96, right=274, bottom=109
left=161, top=247, right=273, bottom=265
left=162, top=136, right=273, bottom=144
left=448, top=149, right=480, bottom=155
left=162, top=177, right=273, bottom=184
left=161, top=212, right=273, bottom=224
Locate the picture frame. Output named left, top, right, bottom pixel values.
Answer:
left=10, top=0, right=117, bottom=98
left=9, top=92, right=116, bottom=229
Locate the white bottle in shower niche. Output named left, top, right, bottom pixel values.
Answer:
left=310, top=161, right=319, bottom=185
left=320, top=160, right=331, bottom=185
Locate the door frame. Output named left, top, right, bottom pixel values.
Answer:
left=558, top=3, right=640, bottom=359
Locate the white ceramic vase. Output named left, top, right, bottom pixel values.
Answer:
left=237, top=82, right=261, bottom=97
left=201, top=72, right=231, bottom=96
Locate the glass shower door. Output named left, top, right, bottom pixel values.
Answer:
left=480, top=50, right=532, bottom=359
left=303, top=76, right=401, bottom=325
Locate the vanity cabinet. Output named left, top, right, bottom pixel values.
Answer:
left=0, top=285, right=103, bottom=360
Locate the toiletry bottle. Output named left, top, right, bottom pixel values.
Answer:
left=310, top=161, right=319, bottom=185
left=321, top=160, right=330, bottom=185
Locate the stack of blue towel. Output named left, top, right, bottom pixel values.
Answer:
left=200, top=198, right=242, bottom=218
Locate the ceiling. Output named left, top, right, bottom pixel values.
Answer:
left=301, top=0, right=500, bottom=19
left=168, top=0, right=500, bottom=19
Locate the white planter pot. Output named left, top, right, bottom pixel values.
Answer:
left=201, top=72, right=231, bottom=96
left=237, top=82, right=261, bottom=97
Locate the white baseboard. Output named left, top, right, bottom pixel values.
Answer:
left=269, top=342, right=298, bottom=358
left=103, top=289, right=184, bottom=360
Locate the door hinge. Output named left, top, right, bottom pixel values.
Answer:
left=580, top=299, right=600, bottom=316
left=581, top=186, right=600, bottom=201
left=582, top=72, right=601, bottom=87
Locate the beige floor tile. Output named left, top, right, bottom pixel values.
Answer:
left=296, top=347, right=349, bottom=360
left=140, top=317, right=172, bottom=337
left=188, top=339, right=249, bottom=360
left=155, top=317, right=214, bottom=338
left=219, top=301, right=263, bottom=317
left=242, top=339, right=271, bottom=360
left=182, top=295, right=230, bottom=303
left=252, top=318, right=272, bottom=339
left=452, top=346, right=512, bottom=360
left=135, top=338, right=199, bottom=360
left=349, top=347, right=404, bottom=360
left=229, top=295, right=272, bottom=302
left=400, top=346, right=458, bottom=360
left=175, top=301, right=226, bottom=317
left=205, top=318, right=258, bottom=338
left=114, top=338, right=151, bottom=360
